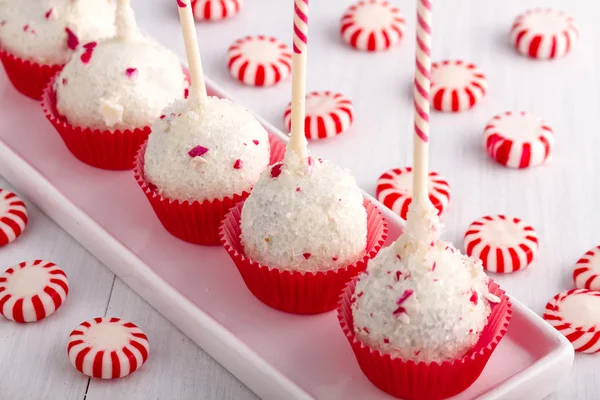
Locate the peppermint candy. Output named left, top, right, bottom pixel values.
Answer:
left=376, top=167, right=450, bottom=220
left=484, top=111, right=554, bottom=169
left=68, top=317, right=150, bottom=379
left=511, top=9, right=578, bottom=60
left=283, top=91, right=354, bottom=140
left=340, top=0, right=405, bottom=52
left=544, top=289, right=600, bottom=353
left=464, top=215, right=539, bottom=273
left=0, top=260, right=69, bottom=323
left=0, top=188, right=28, bottom=246
left=431, top=60, right=487, bottom=112
left=573, top=246, right=600, bottom=291
left=227, top=35, right=292, bottom=87
left=192, top=0, right=243, bottom=21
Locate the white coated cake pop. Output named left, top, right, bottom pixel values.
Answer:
left=53, top=2, right=185, bottom=131
left=352, top=205, right=499, bottom=363
left=144, top=95, right=270, bottom=202
left=0, top=0, right=115, bottom=65
left=240, top=151, right=368, bottom=272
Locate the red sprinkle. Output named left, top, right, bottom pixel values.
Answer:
left=357, top=291, right=363, bottom=298
left=83, top=42, right=97, bottom=50
left=383, top=338, right=390, bottom=344
left=160, top=115, right=166, bottom=119
left=332, top=256, right=338, bottom=261
left=270, top=164, right=283, bottom=178
left=252, top=139, right=259, bottom=145
left=23, top=24, right=30, bottom=32
left=296, top=187, right=301, bottom=192
left=45, top=9, right=53, bottom=19
left=80, top=51, right=93, bottom=64
left=65, top=28, right=79, bottom=50
left=62, top=78, right=68, bottom=85
left=414, top=350, right=421, bottom=356
left=302, top=253, right=311, bottom=260
left=363, top=327, right=370, bottom=334
left=188, top=145, right=209, bottom=158
left=393, top=290, right=414, bottom=316
left=233, top=159, right=243, bottom=169
left=184, top=88, right=189, bottom=98
left=470, top=291, right=479, bottom=305
left=125, top=67, right=138, bottom=79
left=396, top=254, right=401, bottom=261
left=431, top=262, right=436, bottom=271
left=395, top=271, right=402, bottom=281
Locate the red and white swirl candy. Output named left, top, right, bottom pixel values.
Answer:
left=464, top=215, right=539, bottom=273
left=0, top=260, right=69, bottom=323
left=68, top=317, right=150, bottom=379
left=544, top=289, right=600, bottom=353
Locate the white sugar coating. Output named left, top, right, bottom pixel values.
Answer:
left=144, top=96, right=270, bottom=202
left=0, top=0, right=115, bottom=65
left=54, top=35, right=186, bottom=131
left=240, top=151, right=367, bottom=272
left=352, top=205, right=498, bottom=363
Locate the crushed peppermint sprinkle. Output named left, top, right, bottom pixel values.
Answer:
left=252, top=139, right=259, bottom=145
left=357, top=291, right=364, bottom=298
left=65, top=27, right=79, bottom=50
left=303, top=253, right=311, bottom=260
left=270, top=164, right=283, bottom=178
left=470, top=291, right=478, bottom=305
left=79, top=42, right=97, bottom=64
left=125, top=68, right=138, bottom=79
left=62, top=78, right=68, bottom=85
left=184, top=88, right=189, bottom=98
left=23, top=24, right=30, bottom=32
left=233, top=159, right=243, bottom=169
left=188, top=145, right=209, bottom=158
left=45, top=8, right=53, bottom=19
left=395, top=271, right=402, bottom=281
left=393, top=290, right=414, bottom=316
left=383, top=338, right=390, bottom=344
left=296, top=186, right=301, bottom=192
left=332, top=256, right=338, bottom=261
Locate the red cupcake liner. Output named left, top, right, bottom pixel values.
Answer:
left=219, top=199, right=388, bottom=314
left=40, top=76, right=151, bottom=170
left=0, top=46, right=62, bottom=100
left=134, top=136, right=286, bottom=246
left=338, top=279, right=512, bottom=400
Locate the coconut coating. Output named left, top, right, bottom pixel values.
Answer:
left=54, top=35, right=186, bottom=131
left=240, top=151, right=368, bottom=272
left=144, top=96, right=270, bottom=202
left=352, top=206, right=499, bottom=363
left=0, top=0, right=115, bottom=65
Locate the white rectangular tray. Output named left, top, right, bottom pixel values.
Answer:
left=0, top=75, right=573, bottom=400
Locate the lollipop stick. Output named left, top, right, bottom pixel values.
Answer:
left=176, top=0, right=207, bottom=104
left=287, top=0, right=309, bottom=160
left=412, top=0, right=433, bottom=208
left=116, top=0, right=138, bottom=39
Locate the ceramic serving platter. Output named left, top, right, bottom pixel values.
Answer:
left=0, top=73, right=574, bottom=399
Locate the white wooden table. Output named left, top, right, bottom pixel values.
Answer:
left=1, top=0, right=599, bottom=398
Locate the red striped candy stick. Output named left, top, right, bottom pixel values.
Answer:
left=177, top=0, right=208, bottom=104
left=287, top=0, right=309, bottom=161
left=411, top=0, right=433, bottom=209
